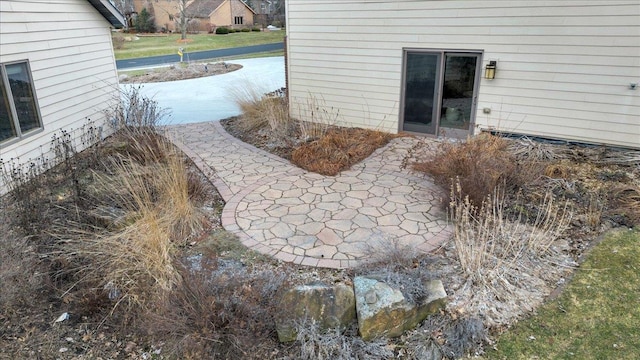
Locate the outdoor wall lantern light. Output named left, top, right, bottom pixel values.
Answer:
left=485, top=61, right=497, bottom=80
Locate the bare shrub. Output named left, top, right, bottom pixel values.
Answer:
left=2, top=119, right=107, bottom=229
left=402, top=314, right=487, bottom=360
left=295, top=321, right=393, bottom=360
left=359, top=232, right=418, bottom=269
left=187, top=18, right=201, bottom=33
left=292, top=94, right=341, bottom=141
left=111, top=33, right=125, bottom=50
left=448, top=180, right=574, bottom=326
left=354, top=234, right=434, bottom=304
left=1, top=158, right=50, bottom=234
left=450, top=182, right=571, bottom=277
left=108, top=85, right=169, bottom=132
left=147, top=260, right=288, bottom=359
left=292, top=127, right=395, bottom=176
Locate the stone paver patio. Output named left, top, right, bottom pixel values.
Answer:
left=167, top=122, right=452, bottom=268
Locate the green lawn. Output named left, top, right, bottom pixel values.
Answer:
left=113, top=31, right=285, bottom=60
left=487, top=228, right=640, bottom=359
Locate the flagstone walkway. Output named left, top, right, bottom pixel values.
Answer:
left=167, top=122, right=452, bottom=269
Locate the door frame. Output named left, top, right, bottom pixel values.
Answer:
left=398, top=48, right=484, bottom=138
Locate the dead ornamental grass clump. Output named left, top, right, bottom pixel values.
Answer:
left=61, top=136, right=206, bottom=311
left=232, top=87, right=291, bottom=135
left=292, top=127, right=396, bottom=176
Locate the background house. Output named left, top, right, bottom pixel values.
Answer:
left=284, top=0, right=640, bottom=149
left=244, top=0, right=284, bottom=28
left=133, top=0, right=254, bottom=32
left=0, top=0, right=125, bottom=178
left=186, top=0, right=255, bottom=31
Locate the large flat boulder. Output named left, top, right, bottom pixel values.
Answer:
left=354, top=276, right=447, bottom=341
left=275, top=282, right=356, bottom=342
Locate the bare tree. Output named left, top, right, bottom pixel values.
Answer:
left=175, top=0, right=191, bottom=40
left=242, top=0, right=257, bottom=12
left=146, top=0, right=194, bottom=40
left=113, top=0, right=135, bottom=15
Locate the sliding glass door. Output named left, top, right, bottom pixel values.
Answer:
left=401, top=50, right=481, bottom=138
left=401, top=52, right=441, bottom=134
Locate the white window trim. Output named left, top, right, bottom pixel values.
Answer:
left=0, top=60, right=44, bottom=147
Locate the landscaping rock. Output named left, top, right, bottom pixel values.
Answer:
left=354, top=276, right=447, bottom=341
left=275, top=282, right=356, bottom=342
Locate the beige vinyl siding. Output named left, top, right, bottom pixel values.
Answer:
left=286, top=0, right=640, bottom=148
left=0, top=0, right=120, bottom=166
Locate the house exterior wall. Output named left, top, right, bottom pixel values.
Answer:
left=0, top=0, right=120, bottom=172
left=229, top=0, right=254, bottom=27
left=209, top=0, right=232, bottom=27
left=133, top=0, right=196, bottom=32
left=133, top=0, right=178, bottom=32
left=210, top=0, right=254, bottom=28
left=285, top=0, right=640, bottom=149
left=132, top=0, right=254, bottom=32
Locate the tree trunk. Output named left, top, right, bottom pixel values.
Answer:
left=178, top=0, right=188, bottom=40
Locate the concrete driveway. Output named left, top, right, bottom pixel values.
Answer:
left=120, top=56, right=285, bottom=125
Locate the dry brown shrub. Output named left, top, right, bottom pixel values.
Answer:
left=291, top=127, right=395, bottom=176
left=610, top=185, right=640, bottom=225
left=111, top=33, right=125, bottom=49
left=543, top=162, right=573, bottom=178
left=0, top=233, right=45, bottom=311
left=413, top=133, right=523, bottom=208
left=146, top=259, right=288, bottom=359
left=109, top=85, right=169, bottom=130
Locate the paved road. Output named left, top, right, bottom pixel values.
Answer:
left=116, top=42, right=284, bottom=69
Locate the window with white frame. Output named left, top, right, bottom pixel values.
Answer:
left=234, top=16, right=243, bottom=25
left=0, top=61, right=42, bottom=144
